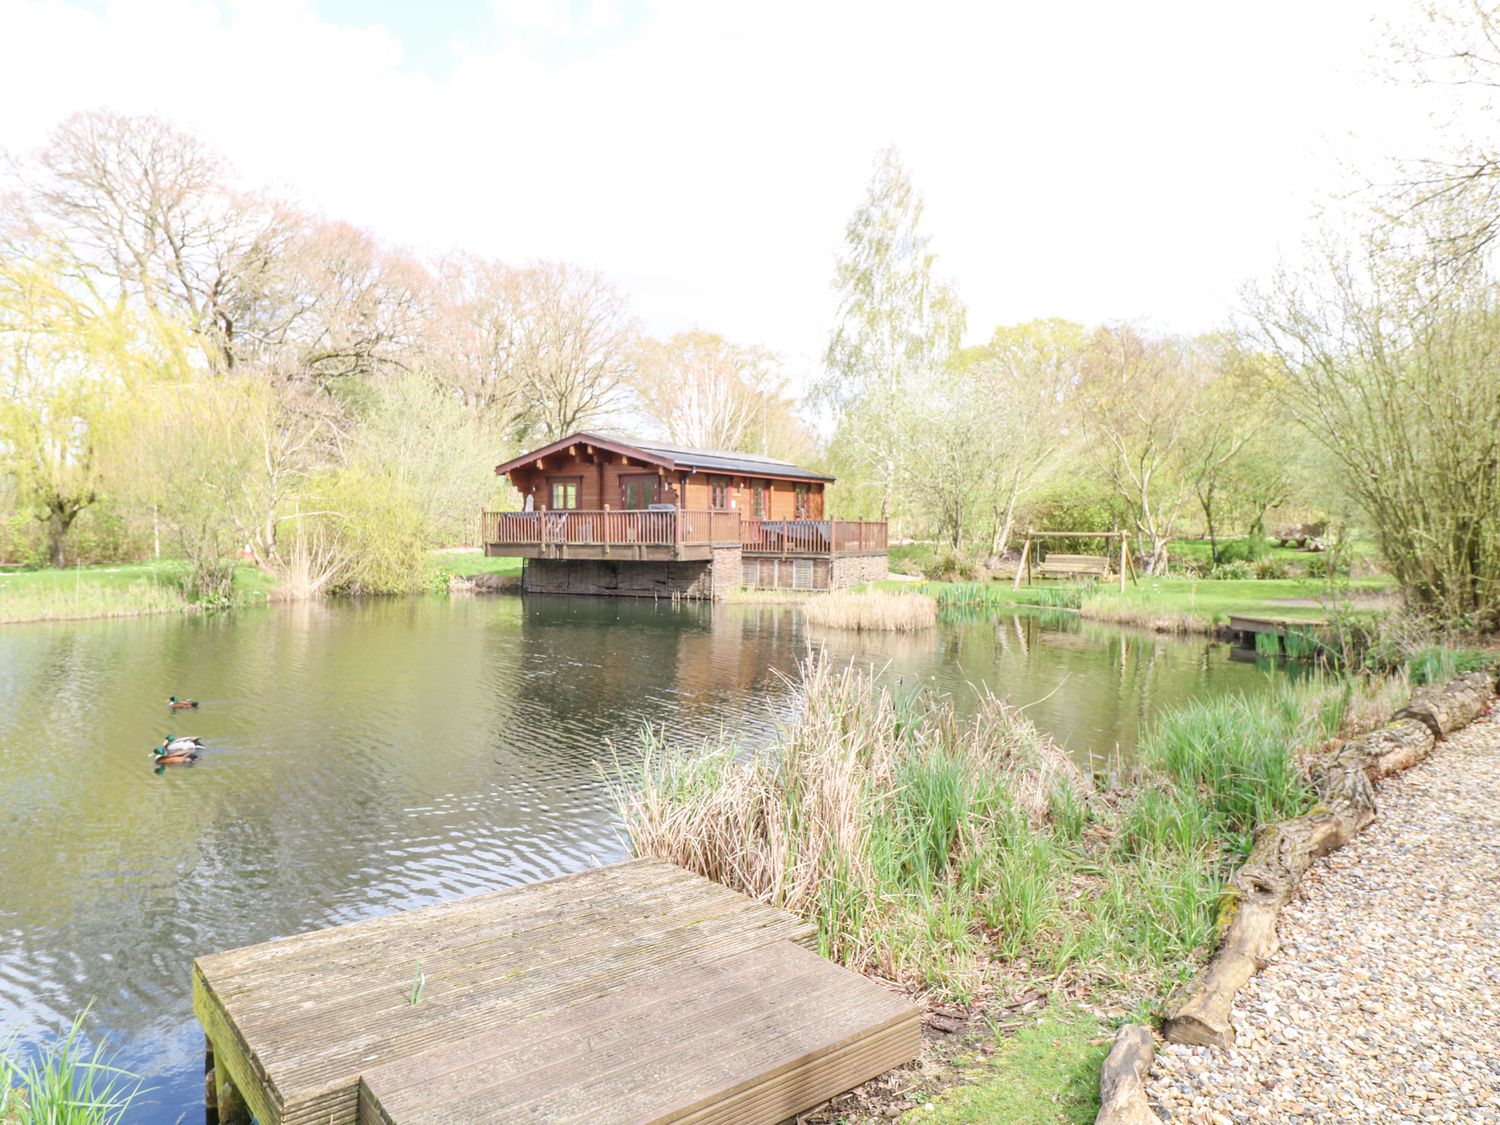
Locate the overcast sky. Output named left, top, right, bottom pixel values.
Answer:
left=0, top=1, right=1454, bottom=383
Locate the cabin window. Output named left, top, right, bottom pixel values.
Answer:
left=751, top=483, right=766, bottom=518
left=794, top=483, right=810, bottom=518
left=621, top=474, right=658, bottom=510
left=710, top=475, right=732, bottom=509
left=548, top=477, right=581, bottom=510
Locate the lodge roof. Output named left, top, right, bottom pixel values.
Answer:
left=495, top=432, right=835, bottom=484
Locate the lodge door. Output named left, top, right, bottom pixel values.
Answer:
left=621, top=474, right=659, bottom=509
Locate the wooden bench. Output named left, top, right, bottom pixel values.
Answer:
left=1038, top=553, right=1112, bottom=579
left=195, top=859, right=920, bottom=1125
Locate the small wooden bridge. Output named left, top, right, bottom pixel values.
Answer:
left=195, top=859, right=919, bottom=1125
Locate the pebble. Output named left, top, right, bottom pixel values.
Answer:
left=1145, top=709, right=1500, bottom=1124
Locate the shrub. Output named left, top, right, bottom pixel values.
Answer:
left=1207, top=560, right=1253, bottom=580
left=923, top=551, right=977, bottom=581
left=1213, top=534, right=1273, bottom=564
left=1252, top=556, right=1289, bottom=579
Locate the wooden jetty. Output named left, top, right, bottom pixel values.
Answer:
left=1226, top=614, right=1328, bottom=645
left=194, top=859, right=920, bottom=1125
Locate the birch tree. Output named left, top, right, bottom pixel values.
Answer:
left=823, top=148, right=965, bottom=521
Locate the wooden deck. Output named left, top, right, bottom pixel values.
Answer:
left=194, top=859, right=920, bottom=1125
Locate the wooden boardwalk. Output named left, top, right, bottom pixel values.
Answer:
left=194, top=859, right=920, bottom=1125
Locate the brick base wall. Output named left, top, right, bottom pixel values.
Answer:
left=522, top=546, right=743, bottom=601
left=829, top=553, right=888, bottom=589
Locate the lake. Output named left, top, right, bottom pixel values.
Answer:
left=0, top=594, right=1271, bottom=1122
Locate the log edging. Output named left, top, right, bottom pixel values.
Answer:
left=1093, top=667, right=1497, bottom=1124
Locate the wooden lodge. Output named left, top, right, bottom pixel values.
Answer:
left=484, top=433, right=888, bottom=599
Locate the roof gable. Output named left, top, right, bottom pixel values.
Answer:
left=495, top=432, right=834, bottom=484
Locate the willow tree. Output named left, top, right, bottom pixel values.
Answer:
left=0, top=256, right=164, bottom=566
left=822, top=148, right=965, bottom=522
left=1250, top=235, right=1500, bottom=629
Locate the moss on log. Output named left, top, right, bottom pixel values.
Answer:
left=1095, top=1024, right=1161, bottom=1125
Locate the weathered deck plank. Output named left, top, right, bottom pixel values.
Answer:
left=195, top=859, right=915, bottom=1125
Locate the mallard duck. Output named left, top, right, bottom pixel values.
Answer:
left=167, top=696, right=199, bottom=710
left=152, top=744, right=199, bottom=765
left=159, top=734, right=204, bottom=754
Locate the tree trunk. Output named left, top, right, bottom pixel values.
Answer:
left=46, top=503, right=78, bottom=568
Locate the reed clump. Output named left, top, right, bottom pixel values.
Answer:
left=616, top=657, right=1090, bottom=997
left=0, top=1012, right=148, bottom=1124
left=616, top=656, right=1421, bottom=1005
left=801, top=589, right=937, bottom=632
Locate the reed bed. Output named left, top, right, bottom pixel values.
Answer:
left=0, top=1012, right=148, bottom=1124
left=616, top=656, right=1418, bottom=1005
left=0, top=577, right=188, bottom=624
left=801, top=589, right=937, bottom=632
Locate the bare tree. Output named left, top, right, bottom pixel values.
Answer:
left=632, top=331, right=797, bottom=452
left=508, top=262, right=636, bottom=440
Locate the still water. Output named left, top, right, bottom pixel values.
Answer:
left=0, top=594, right=1269, bottom=1122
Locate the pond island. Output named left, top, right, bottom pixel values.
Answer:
left=484, top=432, right=888, bottom=598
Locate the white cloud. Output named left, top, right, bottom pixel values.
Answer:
left=0, top=0, right=1457, bottom=380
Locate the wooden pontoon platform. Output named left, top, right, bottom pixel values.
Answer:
left=194, top=859, right=920, bottom=1125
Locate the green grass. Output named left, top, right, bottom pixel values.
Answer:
left=905, top=1007, right=1107, bottom=1124
left=0, top=1012, right=148, bottom=1124
left=1404, top=644, right=1495, bottom=686
left=427, top=551, right=523, bottom=580
left=1078, top=575, right=1396, bottom=633
left=0, top=559, right=271, bottom=624
left=0, top=551, right=524, bottom=624
left=888, top=541, right=940, bottom=576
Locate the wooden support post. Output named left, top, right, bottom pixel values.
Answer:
left=204, top=1036, right=218, bottom=1125
left=214, top=1065, right=251, bottom=1125
left=1118, top=531, right=1126, bottom=594
left=1012, top=537, right=1032, bottom=590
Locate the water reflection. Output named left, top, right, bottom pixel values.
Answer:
left=0, top=595, right=1271, bottom=1122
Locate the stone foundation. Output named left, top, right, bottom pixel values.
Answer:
left=522, top=545, right=743, bottom=601
left=829, top=553, right=888, bottom=589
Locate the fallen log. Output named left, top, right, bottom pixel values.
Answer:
left=1162, top=803, right=1363, bottom=1047
left=1344, top=717, right=1438, bottom=781
left=1095, top=1024, right=1161, bottom=1125
left=1396, top=671, right=1494, bottom=737
left=1163, top=670, right=1495, bottom=1049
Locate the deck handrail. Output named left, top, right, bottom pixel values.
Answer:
left=740, top=518, right=888, bottom=555
left=482, top=511, right=890, bottom=555
left=481, top=509, right=737, bottom=548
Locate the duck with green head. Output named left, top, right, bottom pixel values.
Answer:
left=152, top=739, right=200, bottom=765
left=168, top=695, right=198, bottom=710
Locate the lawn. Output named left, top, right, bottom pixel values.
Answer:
left=428, top=551, right=523, bottom=579
left=905, top=1008, right=1107, bottom=1124
left=0, top=559, right=273, bottom=624
left=0, top=551, right=523, bottom=625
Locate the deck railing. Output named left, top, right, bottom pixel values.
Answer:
left=740, top=518, right=888, bottom=555
left=482, top=509, right=732, bottom=549
left=483, top=511, right=889, bottom=555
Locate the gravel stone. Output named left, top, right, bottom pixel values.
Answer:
left=1145, top=708, right=1500, bottom=1123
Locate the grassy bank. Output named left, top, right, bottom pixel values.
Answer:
left=0, top=551, right=524, bottom=625
left=880, top=574, right=1397, bottom=634
left=616, top=655, right=1409, bottom=1121
left=0, top=559, right=273, bottom=625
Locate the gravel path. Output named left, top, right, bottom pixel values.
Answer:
left=1147, top=708, right=1500, bottom=1123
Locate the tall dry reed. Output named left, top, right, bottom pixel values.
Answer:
left=801, top=589, right=937, bottom=632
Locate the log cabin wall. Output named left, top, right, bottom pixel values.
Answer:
left=509, top=451, right=824, bottom=518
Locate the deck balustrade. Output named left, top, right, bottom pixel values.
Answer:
left=481, top=510, right=886, bottom=558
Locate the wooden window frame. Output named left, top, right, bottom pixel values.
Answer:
left=710, top=475, right=732, bottom=510
left=620, top=473, right=659, bottom=510
left=794, top=483, right=811, bottom=519
left=548, top=475, right=582, bottom=510
left=751, top=482, right=766, bottom=518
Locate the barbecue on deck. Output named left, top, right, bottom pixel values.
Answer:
left=483, top=433, right=888, bottom=598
